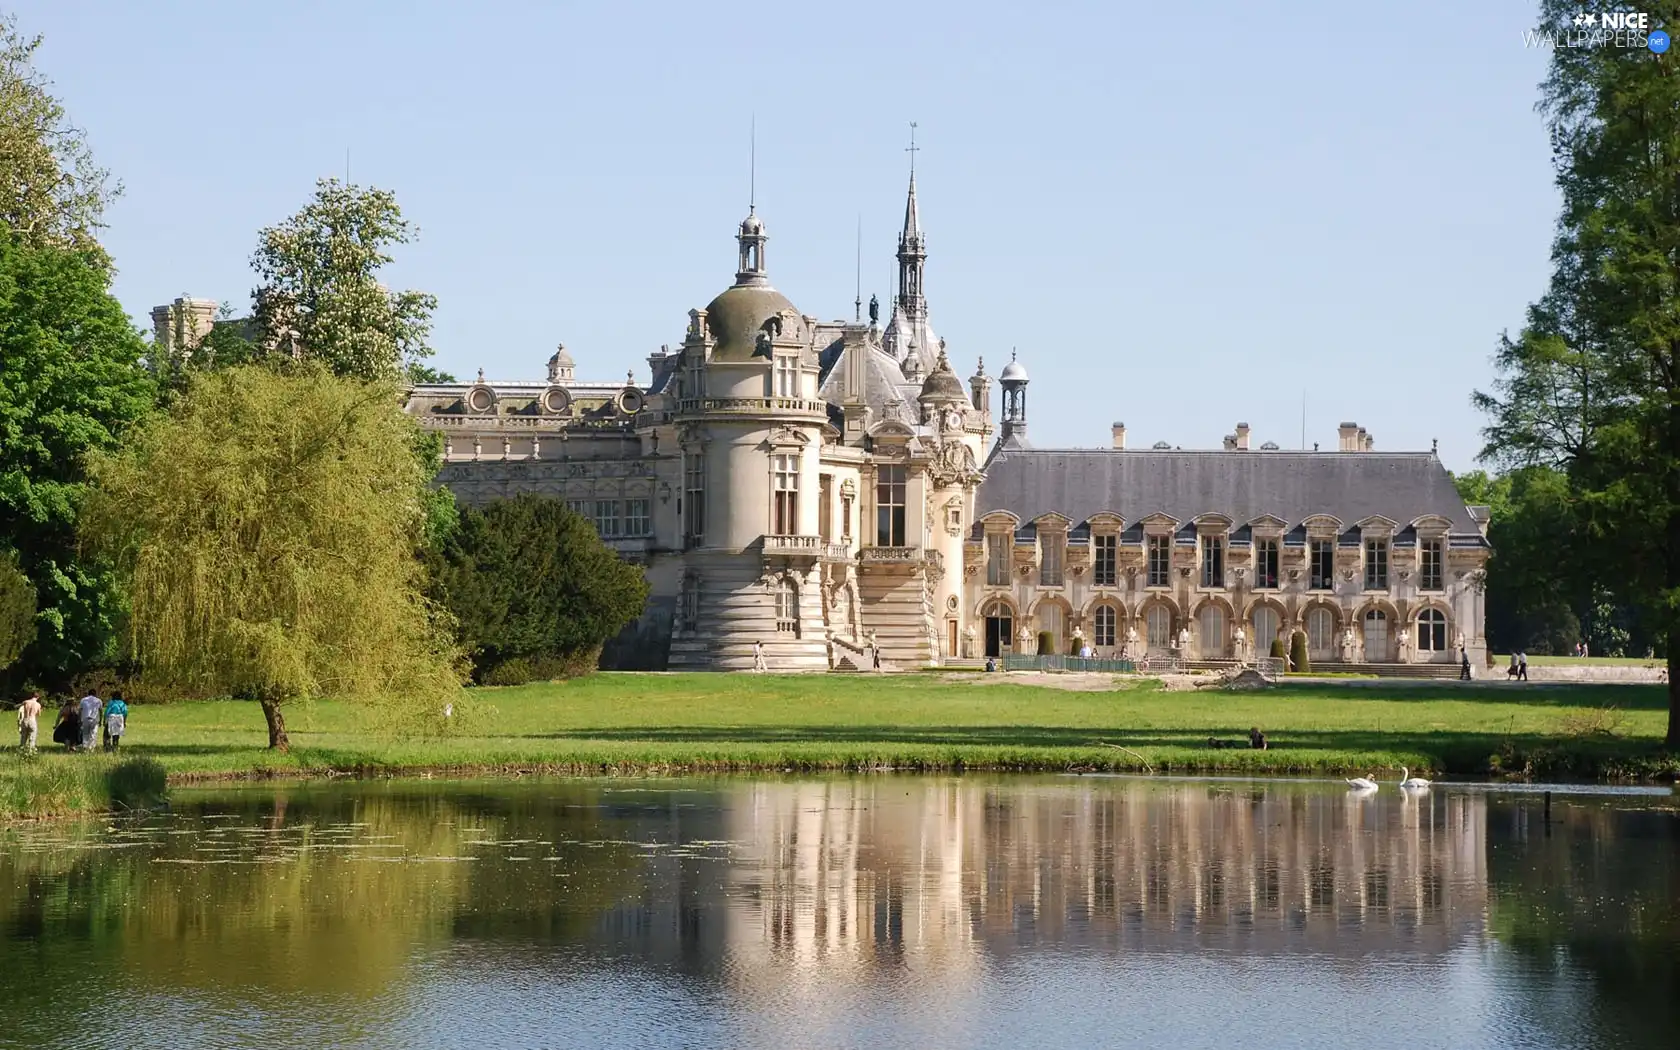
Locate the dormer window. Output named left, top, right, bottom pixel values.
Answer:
left=1255, top=538, right=1279, bottom=589
left=773, top=355, right=798, bottom=398
left=1040, top=530, right=1065, bottom=587
left=1365, top=538, right=1390, bottom=590
left=1421, top=539, right=1444, bottom=591
left=1200, top=535, right=1225, bottom=588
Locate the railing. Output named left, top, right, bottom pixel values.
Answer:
left=1254, top=656, right=1286, bottom=680
left=677, top=397, right=828, bottom=416
left=1004, top=655, right=1139, bottom=673
left=860, top=546, right=921, bottom=563
left=820, top=543, right=854, bottom=562
left=761, top=534, right=823, bottom=556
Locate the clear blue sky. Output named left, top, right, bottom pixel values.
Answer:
left=16, top=0, right=1557, bottom=471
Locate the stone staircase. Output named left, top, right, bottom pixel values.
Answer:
left=828, top=634, right=900, bottom=672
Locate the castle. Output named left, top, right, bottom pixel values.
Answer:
left=196, top=172, right=1492, bottom=672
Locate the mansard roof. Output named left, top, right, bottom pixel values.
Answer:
left=975, top=448, right=1484, bottom=540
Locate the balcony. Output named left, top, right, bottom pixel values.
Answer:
left=761, top=534, right=824, bottom=558
left=677, top=397, right=828, bottom=419
left=820, top=543, right=854, bottom=563
left=860, top=546, right=921, bottom=563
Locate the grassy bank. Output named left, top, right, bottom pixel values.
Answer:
left=3, top=673, right=1673, bottom=819
left=0, top=754, right=167, bottom=821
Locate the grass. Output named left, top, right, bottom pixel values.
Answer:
left=2, top=672, right=1672, bottom=819
left=0, top=753, right=167, bottom=821
left=1494, top=653, right=1665, bottom=667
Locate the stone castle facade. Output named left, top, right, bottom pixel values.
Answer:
left=388, top=175, right=1491, bottom=672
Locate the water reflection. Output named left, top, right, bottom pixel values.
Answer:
left=0, top=777, right=1673, bottom=1050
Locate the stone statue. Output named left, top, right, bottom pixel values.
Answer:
left=1123, top=624, right=1139, bottom=660
left=868, top=294, right=880, bottom=326
left=1234, top=625, right=1247, bottom=663
left=1342, top=626, right=1357, bottom=662
left=1396, top=627, right=1410, bottom=662
left=1176, top=626, right=1191, bottom=652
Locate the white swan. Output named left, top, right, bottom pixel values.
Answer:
left=1398, top=766, right=1432, bottom=790
left=1345, top=775, right=1379, bottom=791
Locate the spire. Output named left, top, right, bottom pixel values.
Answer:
left=896, top=122, right=927, bottom=322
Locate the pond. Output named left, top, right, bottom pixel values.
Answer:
left=1, top=776, right=1676, bottom=1049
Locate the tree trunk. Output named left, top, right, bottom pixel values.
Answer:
left=260, top=695, right=290, bottom=752
left=1668, top=634, right=1678, bottom=750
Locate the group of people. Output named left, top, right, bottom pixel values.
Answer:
left=1571, top=641, right=1592, bottom=658
left=1506, top=651, right=1530, bottom=681
left=14, top=690, right=129, bottom=753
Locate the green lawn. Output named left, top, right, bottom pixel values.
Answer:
left=1495, top=653, right=1665, bottom=667
left=4, top=673, right=1671, bottom=818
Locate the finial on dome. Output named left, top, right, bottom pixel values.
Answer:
left=476, top=367, right=484, bottom=383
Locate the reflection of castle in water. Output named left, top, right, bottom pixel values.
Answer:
left=717, top=781, right=1488, bottom=967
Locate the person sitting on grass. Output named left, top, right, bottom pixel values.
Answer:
left=1249, top=727, right=1268, bottom=751
left=103, top=692, right=129, bottom=752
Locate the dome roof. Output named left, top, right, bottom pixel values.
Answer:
left=918, top=352, right=967, bottom=403
left=739, top=210, right=765, bottom=236
left=702, top=283, right=801, bottom=363
left=999, top=354, right=1028, bottom=383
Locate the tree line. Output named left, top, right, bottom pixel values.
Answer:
left=0, top=12, right=646, bottom=748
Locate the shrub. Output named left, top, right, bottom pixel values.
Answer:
left=1290, top=631, right=1311, bottom=673
left=429, top=496, right=649, bottom=684
left=1036, top=631, right=1054, bottom=656
left=1269, top=637, right=1287, bottom=660
left=107, top=757, right=167, bottom=811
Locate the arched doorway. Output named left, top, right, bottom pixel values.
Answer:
left=1199, top=604, right=1228, bottom=659
left=1363, top=608, right=1389, bottom=662
left=1146, top=604, right=1173, bottom=655
left=983, top=600, right=1014, bottom=658
left=1252, top=605, right=1281, bottom=659
left=1307, top=606, right=1336, bottom=662
left=1416, top=608, right=1448, bottom=657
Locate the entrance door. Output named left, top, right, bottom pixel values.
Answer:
left=947, top=619, right=958, bottom=659
left=1364, top=609, right=1389, bottom=662
left=984, top=603, right=1013, bottom=658
left=1199, top=605, right=1227, bottom=659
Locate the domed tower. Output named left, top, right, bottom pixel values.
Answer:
left=998, top=350, right=1029, bottom=448
left=918, top=350, right=985, bottom=657
left=668, top=209, right=830, bottom=672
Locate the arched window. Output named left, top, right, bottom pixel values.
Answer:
left=1307, top=607, right=1335, bottom=660
left=775, top=579, right=798, bottom=635
left=1146, top=605, right=1172, bottom=652
left=1252, top=606, right=1280, bottom=656
left=1094, top=605, right=1117, bottom=648
left=1417, top=608, right=1448, bottom=652
left=1199, top=605, right=1227, bottom=659
left=1363, top=608, right=1389, bottom=662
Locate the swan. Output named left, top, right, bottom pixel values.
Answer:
left=1345, top=775, right=1379, bottom=791
left=1398, top=766, right=1432, bottom=790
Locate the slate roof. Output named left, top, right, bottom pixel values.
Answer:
left=817, top=337, right=925, bottom=427
left=975, top=448, right=1485, bottom=541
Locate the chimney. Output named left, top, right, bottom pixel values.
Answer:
left=1235, top=422, right=1251, bottom=450
left=1222, top=434, right=1238, bottom=450
left=1361, top=429, right=1374, bottom=451
left=1111, top=422, right=1126, bottom=449
left=1338, top=421, right=1360, bottom=452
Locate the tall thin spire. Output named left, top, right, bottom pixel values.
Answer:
left=896, top=121, right=927, bottom=322
left=749, top=114, right=756, bottom=213
left=855, top=215, right=863, bottom=322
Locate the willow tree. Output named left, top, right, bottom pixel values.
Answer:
left=84, top=367, right=460, bottom=749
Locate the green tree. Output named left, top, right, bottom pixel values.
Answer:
left=0, top=225, right=155, bottom=689
left=83, top=367, right=460, bottom=749
left=0, top=549, right=35, bottom=673
left=428, top=495, right=649, bottom=684
left=0, top=13, right=118, bottom=263
left=250, top=179, right=438, bottom=382
left=1475, top=2, right=1680, bottom=743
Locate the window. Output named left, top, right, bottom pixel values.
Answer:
left=818, top=476, right=832, bottom=541
left=1364, top=608, right=1389, bottom=661
left=1199, top=604, right=1227, bottom=658
left=1255, top=539, right=1279, bottom=589
left=1364, top=539, right=1389, bottom=590
left=876, top=465, right=906, bottom=546
left=1040, top=532, right=1065, bottom=587
left=983, top=600, right=1014, bottom=658
left=625, top=499, right=649, bottom=537
left=1095, top=605, right=1117, bottom=648
left=1310, top=540, right=1334, bottom=590
left=594, top=499, right=621, bottom=538
left=1147, top=605, right=1172, bottom=651
left=1421, top=539, right=1443, bottom=591
left=1201, top=536, right=1224, bottom=588
left=840, top=496, right=853, bottom=540
left=775, top=579, right=799, bottom=634
left=1417, top=608, right=1447, bottom=651
left=1308, top=607, right=1335, bottom=659
left=986, top=533, right=1009, bottom=586
left=1253, top=606, right=1280, bottom=655
left=1147, top=535, right=1170, bottom=587
left=567, top=499, right=591, bottom=519
left=772, top=454, right=799, bottom=535
left=773, top=355, right=798, bottom=398
left=1094, top=534, right=1117, bottom=587
left=684, top=455, right=705, bottom=544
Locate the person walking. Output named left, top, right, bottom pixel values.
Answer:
left=752, top=640, right=767, bottom=673
left=52, top=698, right=77, bottom=749
left=103, top=692, right=129, bottom=752
left=16, top=692, right=41, bottom=752
left=1459, top=647, right=1472, bottom=681
left=1517, top=651, right=1529, bottom=682
left=76, top=690, right=101, bottom=751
